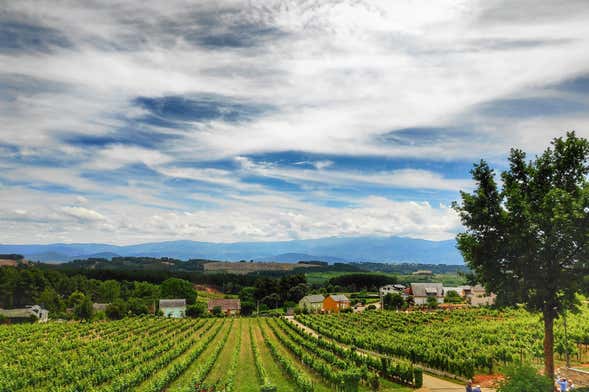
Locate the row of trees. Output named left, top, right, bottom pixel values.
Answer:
left=0, top=266, right=197, bottom=320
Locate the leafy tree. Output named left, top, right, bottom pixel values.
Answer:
left=185, top=302, right=206, bottom=318
left=132, top=281, right=160, bottom=301
left=238, top=286, right=256, bottom=302
left=68, top=291, right=86, bottom=308
left=261, top=293, right=281, bottom=309
left=287, top=283, right=309, bottom=302
left=160, top=278, right=197, bottom=304
left=211, top=305, right=223, bottom=317
left=383, top=292, right=405, bottom=310
left=426, top=296, right=439, bottom=309
left=74, top=295, right=93, bottom=321
left=36, top=287, right=64, bottom=313
left=453, top=132, right=589, bottom=377
left=444, top=291, right=463, bottom=304
left=105, top=300, right=127, bottom=320
left=497, top=363, right=552, bottom=392
left=98, top=280, right=121, bottom=302
left=127, top=297, right=149, bottom=315
left=240, top=300, right=256, bottom=316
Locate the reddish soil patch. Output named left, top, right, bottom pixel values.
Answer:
left=473, top=373, right=504, bottom=387
left=0, top=259, right=17, bottom=267
left=193, top=284, right=223, bottom=294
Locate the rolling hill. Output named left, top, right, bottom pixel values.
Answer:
left=0, top=235, right=462, bottom=264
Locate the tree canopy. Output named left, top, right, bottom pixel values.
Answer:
left=453, top=131, right=589, bottom=377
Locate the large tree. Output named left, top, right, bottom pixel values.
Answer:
left=453, top=132, right=589, bottom=377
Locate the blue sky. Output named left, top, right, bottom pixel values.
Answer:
left=1, top=0, right=589, bottom=244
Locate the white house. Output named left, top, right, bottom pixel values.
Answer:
left=298, top=294, right=325, bottom=312
left=464, top=285, right=496, bottom=306
left=409, top=283, right=444, bottom=305
left=159, top=299, right=186, bottom=318
left=379, top=284, right=406, bottom=297
left=0, top=305, right=48, bottom=323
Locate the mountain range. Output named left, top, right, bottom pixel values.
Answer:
left=0, top=236, right=463, bottom=264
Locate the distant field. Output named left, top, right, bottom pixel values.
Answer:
left=203, top=261, right=320, bottom=274
left=0, top=317, right=415, bottom=391
left=305, top=271, right=467, bottom=286
left=0, top=259, right=18, bottom=267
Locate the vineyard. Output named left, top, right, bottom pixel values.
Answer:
left=296, top=305, right=589, bottom=379
left=0, top=317, right=415, bottom=392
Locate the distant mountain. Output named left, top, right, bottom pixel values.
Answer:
left=0, top=236, right=463, bottom=264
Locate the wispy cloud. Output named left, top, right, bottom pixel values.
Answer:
left=0, top=0, right=588, bottom=244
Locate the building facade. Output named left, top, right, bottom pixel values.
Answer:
left=159, top=299, right=186, bottom=318
left=207, top=299, right=241, bottom=315
left=298, top=294, right=325, bottom=312
left=323, top=294, right=351, bottom=313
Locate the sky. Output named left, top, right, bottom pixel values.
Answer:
left=1, top=0, right=589, bottom=245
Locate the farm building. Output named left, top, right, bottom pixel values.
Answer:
left=323, top=294, right=350, bottom=313
left=464, top=285, right=496, bottom=306
left=298, top=294, right=325, bottom=312
left=0, top=305, right=48, bottom=323
left=92, top=303, right=109, bottom=312
left=409, top=283, right=444, bottom=305
left=379, top=284, right=406, bottom=297
left=207, top=298, right=241, bottom=315
left=159, top=299, right=186, bottom=318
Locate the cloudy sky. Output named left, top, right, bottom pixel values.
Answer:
left=1, top=0, right=589, bottom=245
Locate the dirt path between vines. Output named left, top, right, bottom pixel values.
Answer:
left=284, top=316, right=495, bottom=392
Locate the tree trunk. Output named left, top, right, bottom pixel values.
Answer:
left=543, top=306, right=555, bottom=378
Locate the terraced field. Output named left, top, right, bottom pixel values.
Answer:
left=0, top=317, right=415, bottom=391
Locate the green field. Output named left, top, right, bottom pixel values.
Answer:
left=297, top=305, right=589, bottom=378
left=305, top=271, right=467, bottom=286
left=0, top=317, right=414, bottom=391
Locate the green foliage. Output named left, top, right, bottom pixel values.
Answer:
left=444, top=290, right=463, bottom=304
left=73, top=294, right=93, bottom=320
left=328, top=273, right=397, bottom=292
left=127, top=297, right=150, bottom=315
left=160, top=278, right=197, bottom=304
left=383, top=292, right=405, bottom=310
left=36, top=286, right=64, bottom=313
left=212, top=305, right=223, bottom=317
left=240, top=300, right=256, bottom=316
left=496, top=363, right=552, bottom=392
left=426, top=296, right=439, bottom=309
left=99, top=280, right=121, bottom=302
left=105, top=299, right=127, bottom=320
left=185, top=302, right=206, bottom=318
left=296, top=307, right=589, bottom=380
left=453, top=132, right=589, bottom=376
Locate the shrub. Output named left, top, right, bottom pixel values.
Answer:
left=185, top=303, right=206, bottom=318
left=497, top=363, right=552, bottom=392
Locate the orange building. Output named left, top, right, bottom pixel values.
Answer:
left=322, top=294, right=351, bottom=313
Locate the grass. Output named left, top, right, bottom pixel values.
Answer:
left=203, top=319, right=241, bottom=385
left=166, top=320, right=230, bottom=390
left=235, top=319, right=262, bottom=391
left=252, top=319, right=297, bottom=391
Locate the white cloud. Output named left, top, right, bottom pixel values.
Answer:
left=60, top=206, right=107, bottom=222
left=1, top=0, right=589, bottom=243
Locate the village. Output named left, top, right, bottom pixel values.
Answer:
left=0, top=282, right=496, bottom=322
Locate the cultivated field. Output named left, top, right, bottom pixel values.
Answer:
left=203, top=261, right=319, bottom=274
left=297, top=306, right=589, bottom=379
left=0, top=317, right=415, bottom=392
